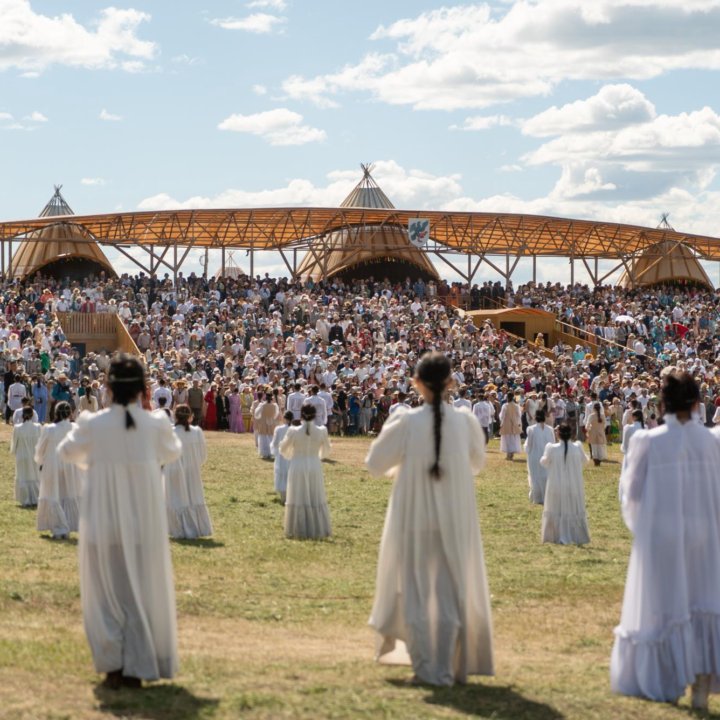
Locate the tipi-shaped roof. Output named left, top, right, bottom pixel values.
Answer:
left=214, top=251, right=246, bottom=280
left=11, top=186, right=117, bottom=281
left=295, top=164, right=439, bottom=282
left=618, top=217, right=713, bottom=289
left=340, top=163, right=395, bottom=210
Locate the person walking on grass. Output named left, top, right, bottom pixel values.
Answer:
left=280, top=403, right=332, bottom=540
left=366, top=351, right=493, bottom=687
left=58, top=355, right=181, bottom=690
left=585, top=402, right=607, bottom=466
left=271, top=411, right=293, bottom=505
left=11, top=406, right=41, bottom=507
left=539, top=423, right=590, bottom=545
left=164, top=405, right=213, bottom=539
left=35, top=401, right=82, bottom=540
left=499, top=393, right=522, bottom=460
left=612, top=372, right=720, bottom=710
left=524, top=408, right=555, bottom=504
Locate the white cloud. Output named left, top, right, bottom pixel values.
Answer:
left=27, top=110, right=47, bottom=122
left=211, top=13, right=285, bottom=34
left=0, top=1, right=157, bottom=74
left=282, top=1, right=720, bottom=110
left=137, top=160, right=463, bottom=210
left=0, top=112, right=13, bottom=121
left=171, top=54, right=201, bottom=66
left=522, top=84, right=656, bottom=137
left=252, top=84, right=268, bottom=95
left=81, top=177, right=106, bottom=186
left=247, top=0, right=287, bottom=9
left=99, top=108, right=123, bottom=121
left=451, top=114, right=514, bottom=131
left=218, top=108, right=326, bottom=146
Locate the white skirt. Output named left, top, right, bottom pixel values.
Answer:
left=500, top=434, right=521, bottom=453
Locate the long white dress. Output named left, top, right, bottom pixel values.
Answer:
left=11, top=421, right=41, bottom=506
left=280, top=422, right=332, bottom=539
left=271, top=423, right=291, bottom=497
left=58, top=405, right=182, bottom=680
left=35, top=420, right=83, bottom=536
left=499, top=402, right=522, bottom=454
left=540, top=441, right=590, bottom=545
left=524, top=422, right=555, bottom=504
left=611, top=417, right=720, bottom=702
left=164, top=425, right=213, bottom=539
left=365, top=405, right=493, bottom=687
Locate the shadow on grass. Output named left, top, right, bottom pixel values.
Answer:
left=172, top=538, right=225, bottom=549
left=94, top=682, right=219, bottom=720
left=39, top=535, right=79, bottom=546
left=389, top=680, right=565, bottom=719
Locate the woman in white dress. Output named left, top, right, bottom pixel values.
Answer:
left=271, top=411, right=293, bottom=504
left=620, top=408, right=644, bottom=473
left=280, top=404, right=332, bottom=539
left=612, top=372, right=720, bottom=710
left=254, top=392, right=280, bottom=459
left=540, top=424, right=590, bottom=545
left=366, top=352, right=493, bottom=687
left=499, top=394, right=522, bottom=460
left=524, top=409, right=555, bottom=504
left=58, top=355, right=182, bottom=690
left=585, top=402, right=607, bottom=466
left=35, top=401, right=82, bottom=539
left=164, top=405, right=213, bottom=539
left=11, top=406, right=41, bottom=507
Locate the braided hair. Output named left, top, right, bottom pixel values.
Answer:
left=175, top=404, right=193, bottom=431
left=301, top=403, right=316, bottom=435
left=108, top=354, right=146, bottom=429
left=558, top=423, right=572, bottom=461
left=415, top=351, right=451, bottom=480
left=53, top=401, right=72, bottom=423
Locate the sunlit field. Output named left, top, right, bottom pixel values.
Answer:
left=0, top=427, right=715, bottom=719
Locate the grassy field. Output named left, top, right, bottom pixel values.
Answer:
left=0, top=426, right=717, bottom=720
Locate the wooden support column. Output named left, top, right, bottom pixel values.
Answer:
left=570, top=256, right=575, bottom=286
left=1, top=238, right=4, bottom=279
left=249, top=248, right=254, bottom=278
left=505, top=254, right=510, bottom=290
left=594, top=257, right=599, bottom=286
left=532, top=255, right=537, bottom=284
left=173, top=243, right=178, bottom=287
left=204, top=248, right=209, bottom=280
left=8, top=240, right=12, bottom=279
left=221, top=246, right=226, bottom=278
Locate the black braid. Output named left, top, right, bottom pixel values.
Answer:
left=558, top=423, right=572, bottom=462
left=415, top=351, right=451, bottom=481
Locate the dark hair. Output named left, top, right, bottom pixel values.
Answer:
left=415, top=351, right=451, bottom=480
left=301, top=403, right=316, bottom=434
left=54, top=401, right=72, bottom=422
left=558, top=423, right=572, bottom=460
left=535, top=409, right=546, bottom=423
left=22, top=406, right=34, bottom=422
left=283, top=410, right=293, bottom=423
left=108, top=354, right=146, bottom=429
left=662, top=372, right=700, bottom=414
left=594, top=402, right=602, bottom=422
left=265, top=392, right=273, bottom=403
left=631, top=409, right=645, bottom=428
left=175, top=404, right=192, bottom=431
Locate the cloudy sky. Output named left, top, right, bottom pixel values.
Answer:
left=2, top=0, right=720, bottom=283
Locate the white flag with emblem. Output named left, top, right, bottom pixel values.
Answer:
left=408, top=218, right=429, bottom=248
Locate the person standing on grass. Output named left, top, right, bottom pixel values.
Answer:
left=585, top=402, right=607, bottom=466
left=524, top=409, right=555, bottom=504
left=57, top=355, right=181, bottom=690
left=164, top=405, right=213, bottom=539
left=612, top=372, right=720, bottom=710
left=539, top=424, right=590, bottom=545
left=499, top=393, right=522, bottom=460
left=35, top=401, right=81, bottom=540
left=254, top=391, right=280, bottom=459
left=10, top=406, right=41, bottom=507
left=271, top=411, right=293, bottom=505
left=280, top=403, right=332, bottom=540
left=365, top=352, right=493, bottom=687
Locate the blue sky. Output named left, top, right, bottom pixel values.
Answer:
left=2, top=0, right=720, bottom=284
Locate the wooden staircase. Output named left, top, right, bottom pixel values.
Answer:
left=55, top=312, right=140, bottom=357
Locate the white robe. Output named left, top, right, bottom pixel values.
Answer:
left=524, top=423, right=555, bottom=504
left=540, top=441, right=590, bottom=545
left=164, top=425, right=213, bottom=539
left=58, top=405, right=182, bottom=680
left=280, top=422, right=332, bottom=539
left=11, top=421, right=41, bottom=506
left=35, top=420, right=83, bottom=536
left=365, top=405, right=493, bottom=687
left=611, top=417, right=720, bottom=702
left=271, top=424, right=291, bottom=495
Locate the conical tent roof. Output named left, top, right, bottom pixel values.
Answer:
left=618, top=239, right=713, bottom=289
left=11, top=186, right=117, bottom=281
left=214, top=251, right=246, bottom=279
left=296, top=164, right=439, bottom=282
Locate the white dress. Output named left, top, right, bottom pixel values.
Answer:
left=365, top=405, right=493, bottom=687
left=611, top=417, right=720, bottom=702
left=35, top=420, right=83, bottom=536
left=58, top=405, right=182, bottom=680
left=524, top=423, right=555, bottom=504
left=164, top=425, right=213, bottom=539
left=499, top=402, right=522, bottom=454
left=279, top=422, right=332, bottom=539
left=540, top=441, right=590, bottom=545
left=271, top=423, right=291, bottom=495
left=11, top=421, right=41, bottom=506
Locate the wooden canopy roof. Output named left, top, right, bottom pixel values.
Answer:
left=2, top=206, right=720, bottom=260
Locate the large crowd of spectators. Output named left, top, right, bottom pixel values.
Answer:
left=2, top=269, right=720, bottom=442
